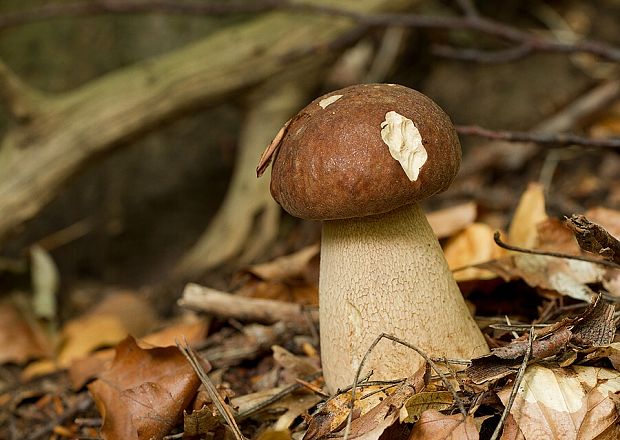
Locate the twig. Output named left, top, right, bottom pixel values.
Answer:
left=343, top=333, right=467, bottom=440
left=430, top=356, right=472, bottom=366
left=176, top=339, right=246, bottom=440
left=459, top=79, right=620, bottom=178
left=24, top=393, right=93, bottom=440
left=0, top=0, right=280, bottom=31
left=494, top=231, right=620, bottom=269
left=179, top=283, right=318, bottom=325
left=490, top=327, right=535, bottom=440
left=3, top=1, right=620, bottom=64
left=359, top=380, right=406, bottom=400
left=433, top=43, right=533, bottom=63
left=35, top=218, right=92, bottom=251
left=456, top=125, right=620, bottom=149
left=235, top=371, right=323, bottom=420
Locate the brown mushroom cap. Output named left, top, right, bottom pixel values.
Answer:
left=270, top=83, right=461, bottom=220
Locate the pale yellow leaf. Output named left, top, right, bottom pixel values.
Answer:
left=444, top=223, right=506, bottom=281
left=427, top=202, right=477, bottom=239
left=508, top=183, right=548, bottom=248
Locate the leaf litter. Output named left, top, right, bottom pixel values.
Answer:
left=5, top=184, right=620, bottom=440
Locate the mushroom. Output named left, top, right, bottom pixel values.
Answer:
left=262, top=83, right=489, bottom=392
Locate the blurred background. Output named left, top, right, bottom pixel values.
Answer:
left=0, top=0, right=619, bottom=314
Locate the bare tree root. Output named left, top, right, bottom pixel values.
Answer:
left=173, top=75, right=318, bottom=278
left=0, top=0, right=414, bottom=247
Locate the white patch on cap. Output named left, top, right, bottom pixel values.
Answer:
left=380, top=111, right=427, bottom=181
left=318, top=94, right=343, bottom=109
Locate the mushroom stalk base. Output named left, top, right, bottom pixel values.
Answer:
left=319, top=203, right=489, bottom=393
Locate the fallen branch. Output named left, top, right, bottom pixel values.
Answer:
left=493, top=231, right=620, bottom=270
left=0, top=0, right=412, bottom=246
left=178, top=283, right=318, bottom=326
left=459, top=79, right=620, bottom=178
left=3, top=0, right=620, bottom=63
left=200, top=322, right=306, bottom=369
left=456, top=125, right=620, bottom=149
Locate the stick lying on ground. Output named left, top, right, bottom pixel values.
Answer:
left=178, top=283, right=318, bottom=325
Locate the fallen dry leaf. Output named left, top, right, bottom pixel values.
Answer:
left=183, top=404, right=222, bottom=438
left=237, top=244, right=320, bottom=305
left=481, top=253, right=605, bottom=302
left=69, top=349, right=114, bottom=390
left=408, top=410, right=479, bottom=440
left=497, top=365, right=620, bottom=440
left=507, top=183, right=548, bottom=249
left=566, top=215, right=620, bottom=265
left=303, top=386, right=392, bottom=440
left=88, top=336, right=202, bottom=440
left=139, top=317, right=207, bottom=348
left=257, top=429, right=293, bottom=440
left=69, top=317, right=207, bottom=389
left=467, top=297, right=615, bottom=384
left=271, top=393, right=323, bottom=431
left=427, top=202, right=477, bottom=239
left=500, top=414, right=526, bottom=440
left=444, top=223, right=505, bottom=281
left=243, top=244, right=319, bottom=283
left=55, top=292, right=157, bottom=369
left=585, top=207, right=620, bottom=238
left=344, top=378, right=420, bottom=440
left=535, top=218, right=582, bottom=254
left=272, top=345, right=320, bottom=382
left=515, top=254, right=602, bottom=301
left=304, top=374, right=426, bottom=440
left=400, top=391, right=454, bottom=423
left=0, top=302, right=50, bottom=365
left=582, top=342, right=620, bottom=370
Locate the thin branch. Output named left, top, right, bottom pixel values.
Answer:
left=343, top=333, right=467, bottom=440
left=489, top=327, right=534, bottom=440
left=179, top=283, right=318, bottom=326
left=0, top=0, right=280, bottom=31
left=2, top=1, right=620, bottom=64
left=494, top=231, right=620, bottom=269
left=24, top=393, right=93, bottom=440
left=433, top=44, right=533, bottom=63
left=456, top=125, right=620, bottom=149
left=177, top=339, right=247, bottom=440
left=235, top=371, right=323, bottom=420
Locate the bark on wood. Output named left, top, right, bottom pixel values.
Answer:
left=178, top=283, right=318, bottom=325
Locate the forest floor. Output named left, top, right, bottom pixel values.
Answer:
left=2, top=1, right=620, bottom=440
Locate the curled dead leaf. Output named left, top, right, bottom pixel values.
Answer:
left=88, top=336, right=202, bottom=440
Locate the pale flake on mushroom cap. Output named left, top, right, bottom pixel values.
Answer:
left=380, top=111, right=427, bottom=181
left=318, top=94, right=343, bottom=109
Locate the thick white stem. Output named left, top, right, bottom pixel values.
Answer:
left=319, top=203, right=489, bottom=392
